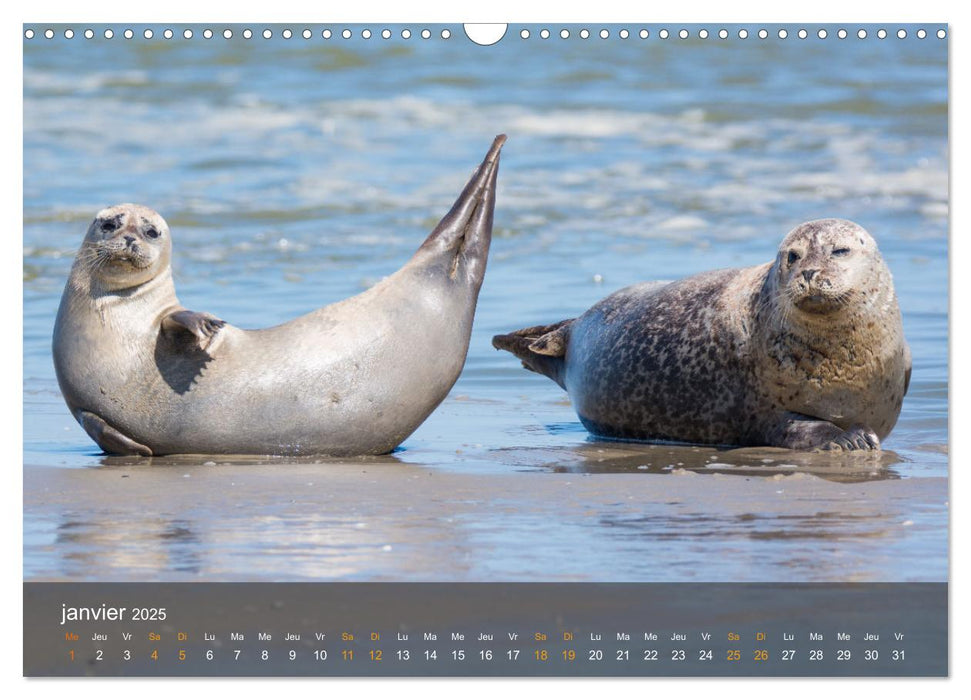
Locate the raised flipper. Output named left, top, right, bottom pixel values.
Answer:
left=78, top=410, right=152, bottom=456
left=416, top=134, right=505, bottom=286
left=765, top=412, right=880, bottom=452
left=492, top=320, right=573, bottom=389
left=161, top=309, right=226, bottom=353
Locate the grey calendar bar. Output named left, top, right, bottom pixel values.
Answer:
left=24, top=582, right=947, bottom=677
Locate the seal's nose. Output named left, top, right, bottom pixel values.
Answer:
left=124, top=235, right=136, bottom=246
left=802, top=269, right=818, bottom=282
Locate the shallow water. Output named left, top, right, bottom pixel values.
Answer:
left=23, top=25, right=948, bottom=581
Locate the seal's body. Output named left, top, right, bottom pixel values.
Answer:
left=54, top=136, right=505, bottom=457
left=494, top=219, right=910, bottom=451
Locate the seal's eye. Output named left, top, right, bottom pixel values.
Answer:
left=101, top=220, right=119, bottom=233
left=145, top=227, right=161, bottom=239
left=786, top=251, right=800, bottom=266
left=832, top=247, right=850, bottom=257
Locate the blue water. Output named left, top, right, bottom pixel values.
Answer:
left=23, top=25, right=948, bottom=581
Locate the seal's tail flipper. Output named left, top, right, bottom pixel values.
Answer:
left=492, top=319, right=573, bottom=389
left=415, top=134, right=505, bottom=286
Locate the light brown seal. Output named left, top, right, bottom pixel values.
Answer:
left=53, top=135, right=506, bottom=456
left=493, top=218, right=911, bottom=451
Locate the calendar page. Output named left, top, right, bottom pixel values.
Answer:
left=22, top=20, right=948, bottom=678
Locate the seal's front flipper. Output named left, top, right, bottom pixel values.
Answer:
left=161, top=309, right=226, bottom=353
left=78, top=410, right=153, bottom=456
left=767, top=413, right=880, bottom=452
left=817, top=425, right=881, bottom=452
left=492, top=320, right=573, bottom=389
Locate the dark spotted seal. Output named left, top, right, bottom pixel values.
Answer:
left=493, top=219, right=911, bottom=451
left=53, top=135, right=506, bottom=457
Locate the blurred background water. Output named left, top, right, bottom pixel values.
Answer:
left=23, top=25, right=948, bottom=581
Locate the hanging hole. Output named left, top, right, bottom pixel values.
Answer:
left=464, top=24, right=507, bottom=46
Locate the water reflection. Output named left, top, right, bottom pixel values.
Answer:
left=25, top=449, right=944, bottom=582
left=43, top=492, right=447, bottom=581
left=54, top=514, right=203, bottom=578
left=493, top=436, right=903, bottom=483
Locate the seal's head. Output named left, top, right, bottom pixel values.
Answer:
left=79, top=204, right=171, bottom=291
left=774, top=218, right=884, bottom=317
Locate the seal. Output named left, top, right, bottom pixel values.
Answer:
left=493, top=219, right=911, bottom=451
left=53, top=135, right=506, bottom=456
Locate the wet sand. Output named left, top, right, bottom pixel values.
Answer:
left=24, top=435, right=947, bottom=582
